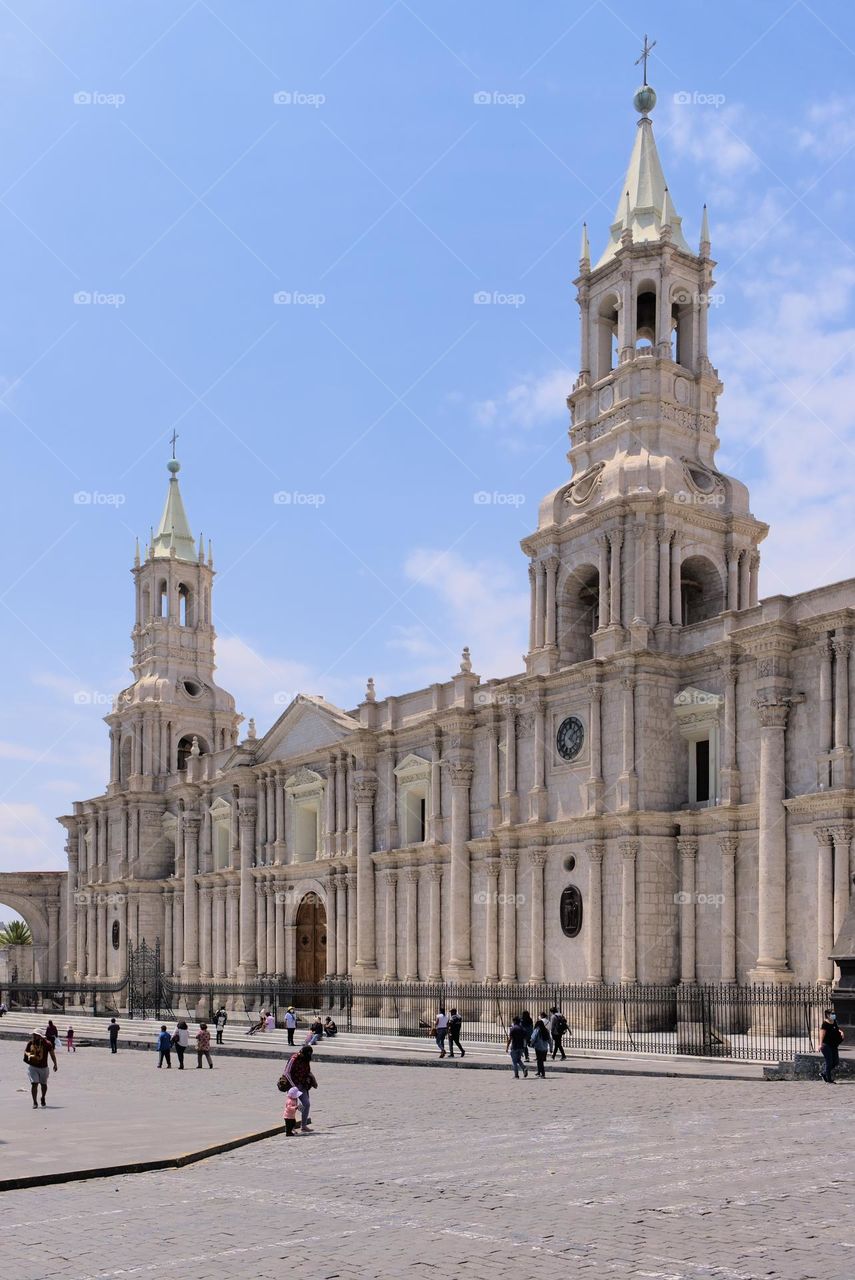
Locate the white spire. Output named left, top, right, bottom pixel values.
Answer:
left=150, top=459, right=197, bottom=563
left=700, top=203, right=711, bottom=253
left=579, top=222, right=590, bottom=270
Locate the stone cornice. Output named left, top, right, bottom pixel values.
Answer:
left=784, top=790, right=855, bottom=819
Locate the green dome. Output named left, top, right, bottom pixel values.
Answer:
left=633, top=84, right=657, bottom=115
left=167, top=459, right=181, bottom=475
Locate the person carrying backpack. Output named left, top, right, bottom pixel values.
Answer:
left=548, top=1005, right=569, bottom=1060
left=529, top=1017, right=553, bottom=1078
left=819, top=1008, right=844, bottom=1083
left=447, top=1008, right=465, bottom=1058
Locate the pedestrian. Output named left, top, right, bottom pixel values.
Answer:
left=156, top=1024, right=172, bottom=1068
left=196, top=1021, right=214, bottom=1069
left=305, top=1014, right=324, bottom=1046
left=284, top=1006, right=297, bottom=1046
left=519, top=1010, right=534, bottom=1062
left=173, top=1019, right=190, bottom=1069
left=0, top=1001, right=7, bottom=1016
left=247, top=1009, right=266, bottom=1036
left=447, top=1008, right=465, bottom=1058
left=530, top=1017, right=553, bottom=1078
left=505, top=1016, right=529, bottom=1079
left=283, top=1085, right=302, bottom=1136
left=214, top=1006, right=228, bottom=1045
left=819, top=1008, right=844, bottom=1083
left=23, top=1028, right=58, bottom=1108
left=283, top=1044, right=317, bottom=1132
left=66, top=1026, right=75, bottom=1053
left=548, top=1006, right=569, bottom=1060
left=323, top=1016, right=337, bottom=1038
left=108, top=1017, right=120, bottom=1054
left=266, top=1010, right=275, bottom=1033
left=433, top=1007, right=449, bottom=1058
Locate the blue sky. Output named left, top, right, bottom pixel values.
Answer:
left=3, top=0, right=855, bottom=884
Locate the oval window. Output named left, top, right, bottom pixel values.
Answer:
left=111, top=920, right=120, bottom=951
left=560, top=885, right=583, bottom=938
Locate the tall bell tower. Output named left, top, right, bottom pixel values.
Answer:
left=105, top=453, right=240, bottom=792
left=522, top=67, right=768, bottom=674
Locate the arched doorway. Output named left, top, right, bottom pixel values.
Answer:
left=295, top=893, right=327, bottom=984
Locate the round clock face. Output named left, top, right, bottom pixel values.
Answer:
left=556, top=715, right=584, bottom=761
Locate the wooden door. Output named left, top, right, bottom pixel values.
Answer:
left=295, top=893, right=327, bottom=985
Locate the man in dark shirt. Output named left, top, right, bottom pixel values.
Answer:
left=284, top=1045, right=316, bottom=1131
left=819, top=1009, right=844, bottom=1083
left=505, top=1017, right=529, bottom=1079
left=24, top=1029, right=58, bottom=1108
left=108, top=1018, right=120, bottom=1054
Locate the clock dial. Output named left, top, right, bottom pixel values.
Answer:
left=556, top=715, right=584, bottom=761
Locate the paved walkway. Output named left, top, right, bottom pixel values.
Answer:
left=1, top=1047, right=853, bottom=1280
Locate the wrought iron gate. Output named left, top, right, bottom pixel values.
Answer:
left=127, top=939, right=169, bottom=1019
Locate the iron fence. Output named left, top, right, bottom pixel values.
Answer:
left=0, top=977, right=128, bottom=1016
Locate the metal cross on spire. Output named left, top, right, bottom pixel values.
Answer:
left=170, top=429, right=179, bottom=460
left=635, top=33, right=656, bottom=86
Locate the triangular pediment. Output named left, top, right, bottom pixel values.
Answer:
left=254, top=694, right=359, bottom=764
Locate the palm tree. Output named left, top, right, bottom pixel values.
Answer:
left=0, top=919, right=32, bottom=946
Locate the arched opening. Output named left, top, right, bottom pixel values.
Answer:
left=635, top=284, right=657, bottom=350
left=220, top=728, right=226, bottom=750
left=680, top=555, right=724, bottom=626
left=295, top=892, right=327, bottom=985
left=0, top=892, right=52, bottom=991
left=596, top=293, right=619, bottom=379
left=671, top=290, right=695, bottom=369
left=176, top=734, right=209, bottom=772
left=119, top=737, right=133, bottom=784
left=157, top=580, right=168, bottom=618
left=178, top=584, right=192, bottom=627
left=559, top=564, right=600, bottom=664
left=204, top=588, right=210, bottom=623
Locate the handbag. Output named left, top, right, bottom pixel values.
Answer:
left=276, top=1073, right=289, bottom=1092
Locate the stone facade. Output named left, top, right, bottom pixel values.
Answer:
left=4, top=84, right=854, bottom=993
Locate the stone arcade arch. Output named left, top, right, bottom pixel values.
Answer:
left=558, top=563, right=600, bottom=664
left=680, top=555, right=725, bottom=626
left=0, top=873, right=65, bottom=986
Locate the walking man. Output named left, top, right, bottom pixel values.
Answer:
left=819, top=1008, right=844, bottom=1083
left=196, top=1021, right=214, bottom=1069
left=447, top=1008, right=465, bottom=1058
left=156, top=1025, right=172, bottom=1068
left=24, top=1028, right=57, bottom=1108
left=283, top=1044, right=317, bottom=1132
left=548, top=1006, right=569, bottom=1060
left=214, top=1006, right=228, bottom=1045
left=284, top=1006, right=297, bottom=1046
left=505, top=1016, right=528, bottom=1079
left=433, top=1007, right=449, bottom=1058
left=108, top=1017, right=120, bottom=1054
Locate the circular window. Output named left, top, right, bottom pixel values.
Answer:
left=563, top=855, right=576, bottom=873
left=183, top=679, right=202, bottom=698
left=560, top=885, right=583, bottom=938
left=111, top=920, right=120, bottom=951
left=556, top=716, right=585, bottom=761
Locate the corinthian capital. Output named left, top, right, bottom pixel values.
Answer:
left=619, top=838, right=639, bottom=860
left=677, top=836, right=698, bottom=860
left=752, top=698, right=790, bottom=730
left=354, top=775, right=377, bottom=805
left=448, top=761, right=474, bottom=788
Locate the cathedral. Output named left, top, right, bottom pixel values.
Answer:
left=6, top=78, right=854, bottom=999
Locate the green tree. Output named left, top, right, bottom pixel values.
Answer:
left=0, top=919, right=32, bottom=946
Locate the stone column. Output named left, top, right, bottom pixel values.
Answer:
left=677, top=836, right=698, bottom=984
left=632, top=523, right=646, bottom=623
left=719, top=835, right=738, bottom=983
left=265, top=883, right=277, bottom=974
left=335, top=874, right=347, bottom=975
left=346, top=758, right=357, bottom=855
left=501, top=709, right=518, bottom=825
left=832, top=823, right=852, bottom=943
left=726, top=550, right=739, bottom=612
left=181, top=814, right=201, bottom=978
left=815, top=827, right=834, bottom=983
left=484, top=857, right=500, bottom=981
left=275, top=889, right=286, bottom=974
left=819, top=636, right=834, bottom=756
left=383, top=750, right=398, bottom=852
left=429, top=746, right=442, bottom=844
left=172, top=892, right=183, bottom=980
left=619, top=677, right=637, bottom=810
left=255, top=881, right=266, bottom=974
left=448, top=761, right=474, bottom=976
left=265, top=777, right=275, bottom=860
left=427, top=866, right=443, bottom=980
left=327, top=874, right=338, bottom=978
left=256, top=775, right=267, bottom=857
left=619, top=839, right=638, bottom=982
left=749, top=553, right=760, bottom=607
left=586, top=683, right=604, bottom=815
left=274, top=771, right=285, bottom=852
left=753, top=699, right=791, bottom=976
left=162, top=891, right=173, bottom=975
left=598, top=535, right=610, bottom=628
left=199, top=886, right=212, bottom=978
left=230, top=788, right=239, bottom=869
left=326, top=758, right=337, bottom=857
left=528, top=848, right=547, bottom=982
left=76, top=893, right=87, bottom=981
left=833, top=637, right=851, bottom=750
left=528, top=563, right=536, bottom=651
left=738, top=551, right=751, bottom=613
left=213, top=887, right=226, bottom=979
left=529, top=696, right=547, bottom=822
left=346, top=872, right=358, bottom=973
left=383, top=870, right=398, bottom=980
left=609, top=531, right=623, bottom=627
left=670, top=535, right=682, bottom=625
left=544, top=556, right=558, bottom=649
left=87, top=894, right=97, bottom=977
left=534, top=561, right=545, bottom=649
left=237, top=801, right=258, bottom=977
left=487, top=717, right=501, bottom=830
left=500, top=850, right=518, bottom=981
left=335, top=753, right=347, bottom=855
left=721, top=664, right=740, bottom=805
left=355, top=775, right=378, bottom=973
left=586, top=843, right=604, bottom=982
left=403, top=869, right=419, bottom=980
left=658, top=531, right=672, bottom=624
left=227, top=883, right=239, bottom=976
left=65, top=848, right=78, bottom=979
left=46, top=901, right=60, bottom=983
left=96, top=899, right=108, bottom=979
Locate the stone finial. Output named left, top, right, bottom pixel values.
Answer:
left=190, top=735, right=200, bottom=757
left=579, top=222, right=590, bottom=272
left=134, top=537, right=140, bottom=568
left=365, top=676, right=376, bottom=703
left=247, top=717, right=257, bottom=740
left=460, top=646, right=472, bottom=675
left=700, top=203, right=711, bottom=255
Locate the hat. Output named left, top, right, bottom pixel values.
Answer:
left=287, top=1006, right=294, bottom=1011
left=287, top=1086, right=302, bottom=1099
left=33, top=1027, right=43, bottom=1037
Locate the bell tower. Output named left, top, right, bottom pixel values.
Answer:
left=522, top=67, right=767, bottom=674
left=106, top=453, right=240, bottom=791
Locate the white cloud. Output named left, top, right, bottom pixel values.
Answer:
left=794, top=97, right=855, bottom=163
left=473, top=368, right=569, bottom=440
left=664, top=101, right=758, bottom=191
left=0, top=803, right=64, bottom=873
